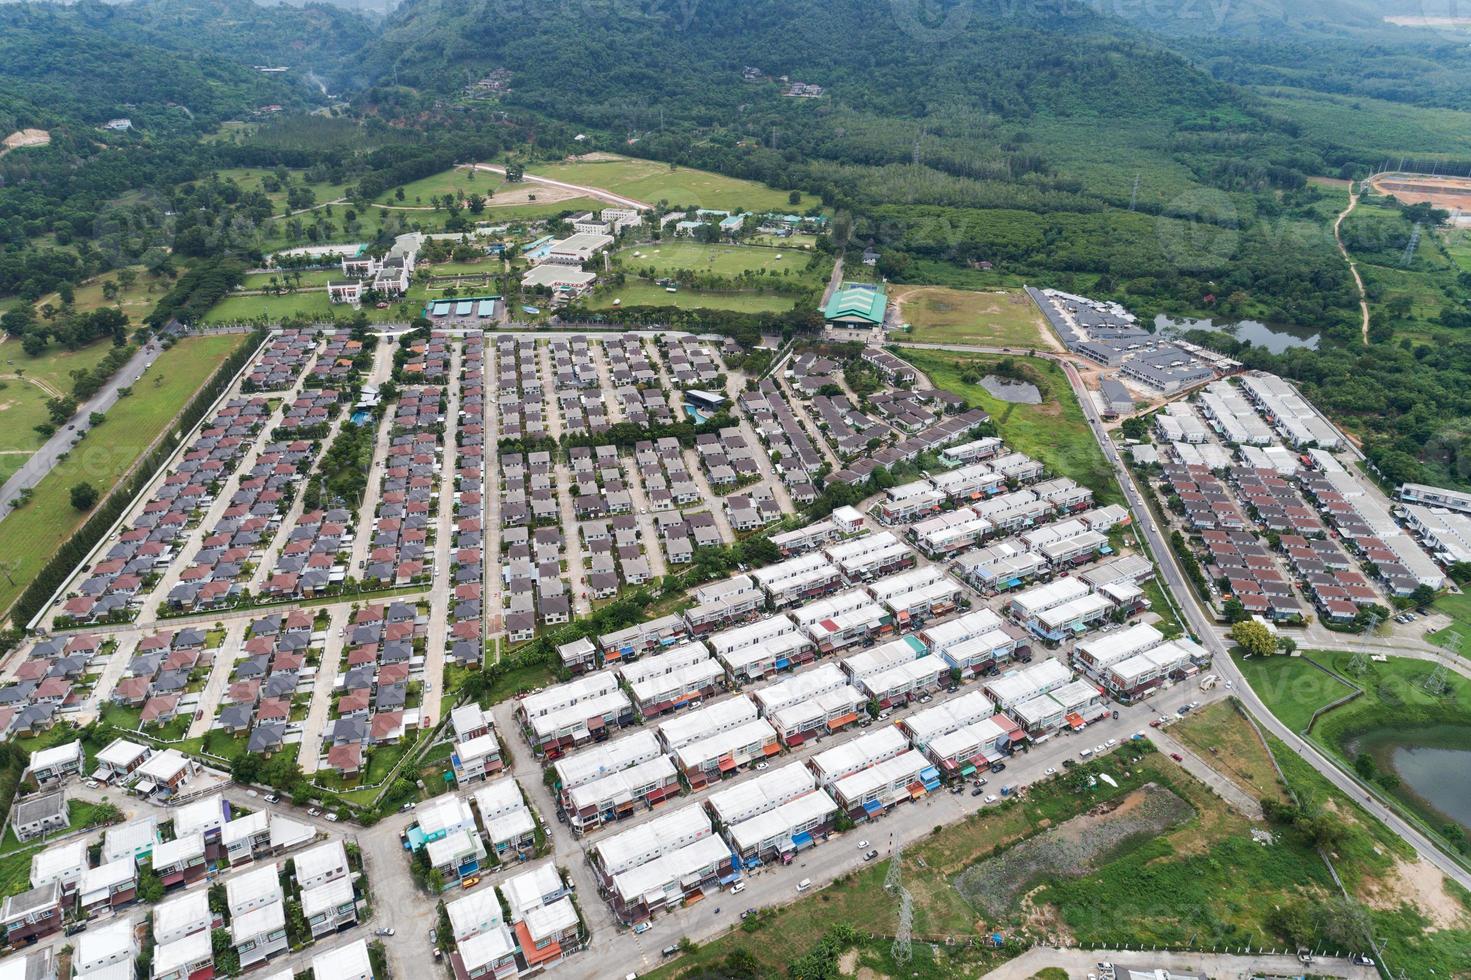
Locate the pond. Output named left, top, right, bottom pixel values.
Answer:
left=1154, top=315, right=1320, bottom=353
left=1348, top=724, right=1471, bottom=834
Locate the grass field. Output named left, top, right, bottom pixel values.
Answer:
left=1173, top=700, right=1289, bottom=805
left=373, top=165, right=505, bottom=205
left=241, top=270, right=342, bottom=290
left=1431, top=592, right=1471, bottom=658
left=1240, top=648, right=1471, bottom=860
left=531, top=155, right=801, bottom=213
left=214, top=167, right=352, bottom=214
left=1230, top=651, right=1355, bottom=733
left=0, top=382, right=51, bottom=456
left=204, top=291, right=333, bottom=324
left=30, top=265, right=163, bottom=326
left=616, top=241, right=822, bottom=281
left=584, top=282, right=799, bottom=314
left=890, top=286, right=1054, bottom=349
left=0, top=333, right=244, bottom=616
left=898, top=349, right=1121, bottom=506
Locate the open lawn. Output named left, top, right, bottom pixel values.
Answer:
left=374, top=165, right=505, bottom=205
left=1431, top=591, right=1471, bottom=658
left=1230, top=651, right=1354, bottom=733
left=213, top=167, right=352, bottom=214
left=241, top=270, right=341, bottom=290
left=532, top=155, right=801, bottom=213
left=616, top=241, right=823, bottom=281
left=898, top=349, right=1121, bottom=506
left=30, top=266, right=165, bottom=327
left=584, top=282, right=798, bottom=314
left=204, top=290, right=333, bottom=324
left=1242, top=648, right=1471, bottom=863
left=890, top=286, right=1054, bottom=350
left=0, top=333, right=244, bottom=616
left=0, top=382, right=51, bottom=455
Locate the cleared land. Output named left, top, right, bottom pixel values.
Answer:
left=891, top=286, right=1056, bottom=349
left=532, top=155, right=801, bottom=213
left=0, top=333, right=244, bottom=616
left=1173, top=700, right=1290, bottom=805
left=1368, top=172, right=1471, bottom=214
left=585, top=282, right=798, bottom=314
left=898, top=349, right=1121, bottom=506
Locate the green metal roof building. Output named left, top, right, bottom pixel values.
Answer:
left=823, top=281, right=888, bottom=327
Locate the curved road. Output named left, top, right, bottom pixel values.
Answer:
left=893, top=338, right=1471, bottom=889
left=1055, top=355, right=1471, bottom=891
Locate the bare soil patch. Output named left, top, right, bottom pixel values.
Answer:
left=1369, top=172, right=1471, bottom=214
left=953, top=783, right=1195, bottom=917
left=1361, top=854, right=1471, bottom=931
left=0, top=129, right=50, bottom=157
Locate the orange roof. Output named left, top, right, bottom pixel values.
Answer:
left=512, top=921, right=563, bottom=966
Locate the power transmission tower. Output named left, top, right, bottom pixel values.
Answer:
left=1424, top=631, right=1460, bottom=697
left=1400, top=223, right=1423, bottom=267
left=891, top=886, right=914, bottom=964
left=1129, top=173, right=1140, bottom=211
left=884, top=839, right=904, bottom=893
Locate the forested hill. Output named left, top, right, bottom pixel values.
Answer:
left=0, top=0, right=374, bottom=132
left=365, top=0, right=1243, bottom=123
left=1102, top=0, right=1414, bottom=37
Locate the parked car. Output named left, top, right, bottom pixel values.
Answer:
left=326, top=813, right=340, bottom=823
left=856, top=840, right=869, bottom=849
left=971, top=786, right=986, bottom=796
left=1170, top=753, right=1184, bottom=762
left=755, top=762, right=769, bottom=771
left=461, top=875, right=481, bottom=889
left=263, top=794, right=279, bottom=804
left=989, top=762, right=1006, bottom=773
left=864, top=849, right=879, bottom=861
left=633, top=921, right=652, bottom=935
left=662, top=945, right=680, bottom=958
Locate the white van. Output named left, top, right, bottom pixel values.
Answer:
left=730, top=881, right=746, bottom=894
left=796, top=878, right=812, bottom=892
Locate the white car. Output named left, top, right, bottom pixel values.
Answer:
left=1095, top=745, right=1105, bottom=754
left=856, top=840, right=869, bottom=850
left=326, top=813, right=340, bottom=823
left=984, top=794, right=998, bottom=804
left=1105, top=738, right=1117, bottom=747
left=754, top=762, right=769, bottom=771
left=1044, top=767, right=1057, bottom=776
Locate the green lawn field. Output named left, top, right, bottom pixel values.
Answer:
left=214, top=167, right=352, bottom=213
left=584, top=282, right=798, bottom=314
left=204, top=291, right=334, bottom=324
left=0, top=333, right=244, bottom=616
left=374, top=165, right=506, bottom=205
left=898, top=349, right=1121, bottom=506
left=890, top=285, right=1053, bottom=349
left=1431, top=592, right=1471, bottom=658
left=241, top=270, right=341, bottom=290
left=531, top=155, right=801, bottom=213
left=616, top=241, right=820, bottom=280
left=30, top=265, right=164, bottom=327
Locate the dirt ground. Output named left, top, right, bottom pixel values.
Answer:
left=564, top=151, right=625, bottom=163
left=1360, top=854, right=1471, bottom=931
left=482, top=181, right=583, bottom=208
left=0, top=129, right=50, bottom=158
left=1369, top=172, right=1471, bottom=214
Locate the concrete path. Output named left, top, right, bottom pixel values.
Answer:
left=980, top=946, right=1375, bottom=980
left=419, top=343, right=462, bottom=730
left=299, top=603, right=348, bottom=774
left=184, top=619, right=247, bottom=738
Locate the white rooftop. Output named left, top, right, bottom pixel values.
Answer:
left=310, top=937, right=371, bottom=980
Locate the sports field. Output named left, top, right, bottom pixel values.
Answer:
left=585, top=282, right=798, bottom=314
left=617, top=241, right=820, bottom=280
left=0, top=333, right=244, bottom=616
left=533, top=155, right=800, bottom=213
left=891, top=286, right=1055, bottom=349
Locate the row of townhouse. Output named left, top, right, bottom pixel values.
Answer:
left=447, top=861, right=580, bottom=979
left=449, top=703, right=505, bottom=787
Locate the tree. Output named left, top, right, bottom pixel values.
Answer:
left=1230, top=619, right=1276, bottom=658
left=787, top=190, right=801, bottom=206
left=70, top=482, right=99, bottom=511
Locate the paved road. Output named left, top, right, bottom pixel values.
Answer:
left=0, top=341, right=169, bottom=514
left=1049, top=354, right=1471, bottom=893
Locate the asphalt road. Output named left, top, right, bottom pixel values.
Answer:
left=0, top=340, right=168, bottom=514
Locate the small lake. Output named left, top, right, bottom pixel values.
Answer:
left=1348, top=725, right=1471, bottom=834
left=1155, top=315, right=1321, bottom=353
